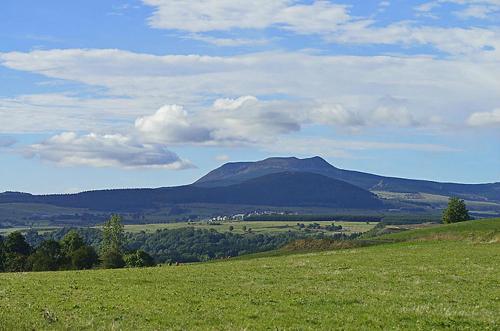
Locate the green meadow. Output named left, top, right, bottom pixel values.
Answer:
left=0, top=219, right=498, bottom=330
left=120, top=220, right=375, bottom=235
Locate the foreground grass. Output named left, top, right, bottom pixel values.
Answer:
left=1, top=239, right=498, bottom=330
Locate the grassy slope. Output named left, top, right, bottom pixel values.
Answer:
left=377, top=218, right=500, bottom=242
left=0, top=233, right=499, bottom=329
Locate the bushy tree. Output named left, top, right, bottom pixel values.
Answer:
left=71, top=246, right=99, bottom=270
left=4, top=232, right=32, bottom=272
left=101, top=250, right=125, bottom=269
left=28, top=240, right=64, bottom=271
left=0, top=237, right=5, bottom=272
left=124, top=250, right=155, bottom=268
left=443, top=197, right=470, bottom=224
left=4, top=232, right=31, bottom=256
left=60, top=230, right=85, bottom=256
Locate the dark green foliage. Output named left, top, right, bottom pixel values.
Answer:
left=71, top=246, right=99, bottom=270
left=60, top=230, right=85, bottom=256
left=28, top=240, right=64, bottom=272
left=443, top=197, right=470, bottom=224
left=131, top=227, right=304, bottom=263
left=124, top=250, right=155, bottom=268
left=0, top=237, right=4, bottom=272
left=4, top=231, right=31, bottom=255
left=101, top=250, right=125, bottom=269
left=4, top=253, right=30, bottom=272
left=3, top=232, right=31, bottom=272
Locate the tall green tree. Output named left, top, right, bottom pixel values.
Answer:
left=443, top=197, right=470, bottom=224
left=101, top=215, right=125, bottom=269
left=102, top=215, right=125, bottom=254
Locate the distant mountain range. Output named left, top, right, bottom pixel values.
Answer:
left=1, top=156, right=499, bottom=216
left=196, top=156, right=500, bottom=202
left=0, top=171, right=382, bottom=211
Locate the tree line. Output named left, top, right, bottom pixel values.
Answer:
left=0, top=215, right=154, bottom=273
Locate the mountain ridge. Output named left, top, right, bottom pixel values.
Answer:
left=195, top=156, right=500, bottom=202
left=0, top=171, right=383, bottom=211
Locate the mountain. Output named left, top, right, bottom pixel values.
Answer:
left=195, top=157, right=500, bottom=202
left=0, top=172, right=383, bottom=211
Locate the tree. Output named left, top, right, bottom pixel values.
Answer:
left=124, top=250, right=155, bottom=268
left=71, top=246, right=99, bottom=270
left=443, top=197, right=470, bottom=224
left=101, top=215, right=125, bottom=269
left=101, top=250, right=125, bottom=269
left=0, top=237, right=5, bottom=272
left=4, top=232, right=31, bottom=256
left=3, top=232, right=31, bottom=272
left=60, top=230, right=85, bottom=256
left=102, top=215, right=124, bottom=254
left=29, top=240, right=64, bottom=271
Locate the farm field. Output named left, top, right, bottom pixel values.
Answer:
left=0, top=219, right=498, bottom=330
left=119, top=220, right=377, bottom=235
left=0, top=220, right=376, bottom=237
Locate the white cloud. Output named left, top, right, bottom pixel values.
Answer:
left=309, top=104, right=365, bottom=127
left=135, top=96, right=302, bottom=145
left=142, top=0, right=349, bottom=33
left=188, top=34, right=270, bottom=47
left=467, top=108, right=500, bottom=126
left=135, top=104, right=212, bottom=143
left=24, top=132, right=193, bottom=169
left=1, top=49, right=499, bottom=136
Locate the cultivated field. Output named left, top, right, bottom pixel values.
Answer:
left=0, top=219, right=498, bottom=330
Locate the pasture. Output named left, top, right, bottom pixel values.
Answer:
left=0, top=219, right=498, bottom=330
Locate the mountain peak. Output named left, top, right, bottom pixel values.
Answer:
left=195, top=156, right=338, bottom=187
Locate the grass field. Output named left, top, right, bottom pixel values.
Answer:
left=0, top=220, right=498, bottom=330
left=0, top=221, right=376, bottom=236
left=120, top=220, right=376, bottom=235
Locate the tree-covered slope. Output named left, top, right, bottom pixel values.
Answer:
left=0, top=172, right=383, bottom=211
left=195, top=156, right=500, bottom=202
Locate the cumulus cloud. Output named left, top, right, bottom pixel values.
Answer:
left=135, top=104, right=211, bottom=143
left=467, top=108, right=500, bottom=126
left=24, top=132, right=193, bottom=169
left=135, top=96, right=302, bottom=145
left=2, top=48, right=499, bottom=136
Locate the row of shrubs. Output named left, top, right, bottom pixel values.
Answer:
left=0, top=216, right=154, bottom=273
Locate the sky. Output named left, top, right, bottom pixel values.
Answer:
left=0, top=0, right=499, bottom=194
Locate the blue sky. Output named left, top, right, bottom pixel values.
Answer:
left=1, top=0, right=499, bottom=193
